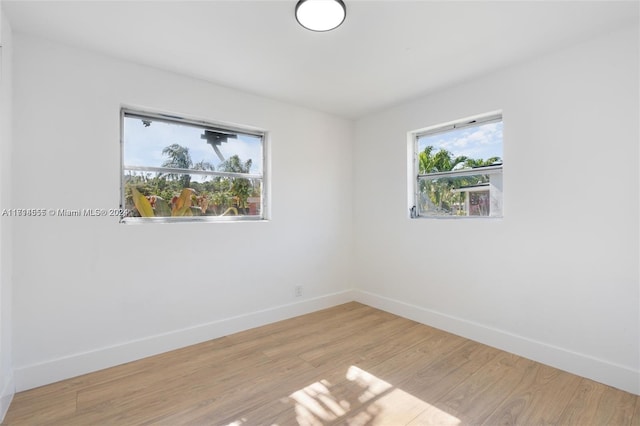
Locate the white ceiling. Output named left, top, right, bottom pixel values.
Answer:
left=3, top=0, right=639, bottom=119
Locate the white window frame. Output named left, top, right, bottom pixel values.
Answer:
left=120, top=108, right=268, bottom=223
left=408, top=112, right=503, bottom=219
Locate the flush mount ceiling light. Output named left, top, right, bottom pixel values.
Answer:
left=295, top=0, right=346, bottom=32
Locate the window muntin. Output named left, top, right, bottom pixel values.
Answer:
left=121, top=109, right=266, bottom=222
left=412, top=114, right=503, bottom=218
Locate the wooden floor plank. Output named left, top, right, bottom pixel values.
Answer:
left=141, top=356, right=315, bottom=425
left=360, top=326, right=468, bottom=386
left=3, top=302, right=639, bottom=426
left=398, top=339, right=501, bottom=403
left=261, top=312, right=389, bottom=359
left=632, top=397, right=640, bottom=426
left=1, top=390, right=77, bottom=426
left=557, top=379, right=637, bottom=426
left=225, top=302, right=370, bottom=349
left=298, top=316, right=421, bottom=367
left=481, top=362, right=584, bottom=425
left=431, top=351, right=538, bottom=424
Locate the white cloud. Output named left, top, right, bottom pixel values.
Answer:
left=418, top=121, right=503, bottom=161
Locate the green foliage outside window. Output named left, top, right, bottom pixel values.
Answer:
left=418, top=146, right=500, bottom=215
left=125, top=145, right=260, bottom=218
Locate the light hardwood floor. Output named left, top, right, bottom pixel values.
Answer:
left=3, top=302, right=639, bottom=425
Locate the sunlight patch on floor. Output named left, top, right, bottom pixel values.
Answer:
left=288, top=365, right=461, bottom=425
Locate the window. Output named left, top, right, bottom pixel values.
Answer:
left=121, top=109, right=267, bottom=222
left=410, top=113, right=503, bottom=218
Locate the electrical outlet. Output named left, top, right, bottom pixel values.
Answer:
left=295, top=285, right=303, bottom=297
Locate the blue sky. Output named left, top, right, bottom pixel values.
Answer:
left=123, top=117, right=263, bottom=174
left=418, top=121, right=503, bottom=162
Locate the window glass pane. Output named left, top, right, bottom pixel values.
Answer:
left=417, top=121, right=502, bottom=167
left=122, top=112, right=264, bottom=221
left=123, top=116, right=262, bottom=174
left=418, top=173, right=501, bottom=217
left=124, top=172, right=262, bottom=218
left=414, top=116, right=503, bottom=218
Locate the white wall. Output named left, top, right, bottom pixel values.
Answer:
left=11, top=34, right=354, bottom=391
left=0, top=4, right=15, bottom=420
left=353, top=25, right=639, bottom=394
left=7, top=17, right=639, bottom=398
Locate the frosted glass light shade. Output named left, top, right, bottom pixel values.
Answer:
left=295, top=0, right=346, bottom=32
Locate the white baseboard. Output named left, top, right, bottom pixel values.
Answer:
left=0, top=374, right=15, bottom=423
left=353, top=289, right=640, bottom=396
left=13, top=288, right=639, bottom=396
left=14, top=290, right=356, bottom=392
